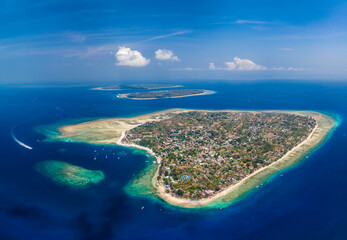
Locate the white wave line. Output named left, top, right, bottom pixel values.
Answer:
left=11, top=127, right=33, bottom=150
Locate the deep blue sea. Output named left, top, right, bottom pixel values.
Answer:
left=0, top=81, right=346, bottom=240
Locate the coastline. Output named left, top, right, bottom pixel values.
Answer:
left=45, top=109, right=337, bottom=208
left=155, top=124, right=319, bottom=208
left=116, top=130, right=161, bottom=163
left=117, top=90, right=215, bottom=100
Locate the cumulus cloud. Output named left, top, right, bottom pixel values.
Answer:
left=232, top=57, right=266, bottom=70
left=210, top=57, right=266, bottom=71
left=225, top=61, right=237, bottom=70
left=155, top=49, right=180, bottom=61
left=115, top=46, right=150, bottom=67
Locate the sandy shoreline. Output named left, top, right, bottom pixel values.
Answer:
left=154, top=111, right=336, bottom=208
left=116, top=130, right=161, bottom=163
left=156, top=124, right=319, bottom=207
left=117, top=90, right=215, bottom=100
left=51, top=109, right=336, bottom=208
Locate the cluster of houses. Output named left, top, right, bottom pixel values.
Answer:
left=127, top=111, right=316, bottom=200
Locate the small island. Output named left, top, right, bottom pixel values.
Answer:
left=93, top=84, right=180, bottom=91
left=41, top=109, right=336, bottom=208
left=125, top=112, right=316, bottom=200
left=118, top=89, right=215, bottom=100
left=36, top=160, right=105, bottom=188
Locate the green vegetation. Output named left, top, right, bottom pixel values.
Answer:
left=125, top=112, right=316, bottom=200
left=124, top=89, right=205, bottom=99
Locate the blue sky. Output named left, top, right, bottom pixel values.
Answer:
left=0, top=0, right=347, bottom=83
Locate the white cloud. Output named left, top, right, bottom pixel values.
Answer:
left=288, top=67, right=304, bottom=71
left=209, top=62, right=229, bottom=70
left=210, top=57, right=266, bottom=71
left=225, top=61, right=237, bottom=70
left=209, top=63, right=216, bottom=70
left=145, top=31, right=190, bottom=42
left=233, top=57, right=266, bottom=70
left=155, top=49, right=180, bottom=61
left=170, top=67, right=201, bottom=71
left=272, top=67, right=304, bottom=71
left=210, top=58, right=303, bottom=72
left=183, top=67, right=201, bottom=71
left=115, top=46, right=150, bottom=67
left=234, top=20, right=268, bottom=24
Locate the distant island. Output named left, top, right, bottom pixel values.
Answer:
left=92, top=84, right=180, bottom=91
left=36, top=160, right=105, bottom=188
left=118, top=89, right=215, bottom=100
left=42, top=109, right=336, bottom=208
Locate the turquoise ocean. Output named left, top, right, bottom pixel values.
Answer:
left=0, top=80, right=346, bottom=240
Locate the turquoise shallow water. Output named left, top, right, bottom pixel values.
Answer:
left=0, top=81, right=346, bottom=240
left=36, top=160, right=105, bottom=188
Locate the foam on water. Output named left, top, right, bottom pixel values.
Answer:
left=11, top=126, right=33, bottom=150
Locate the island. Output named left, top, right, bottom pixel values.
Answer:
left=36, top=160, right=105, bottom=188
left=118, top=89, right=215, bottom=100
left=92, top=84, right=180, bottom=91
left=40, top=109, right=336, bottom=208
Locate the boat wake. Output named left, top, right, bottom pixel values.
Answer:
left=11, top=126, right=33, bottom=150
